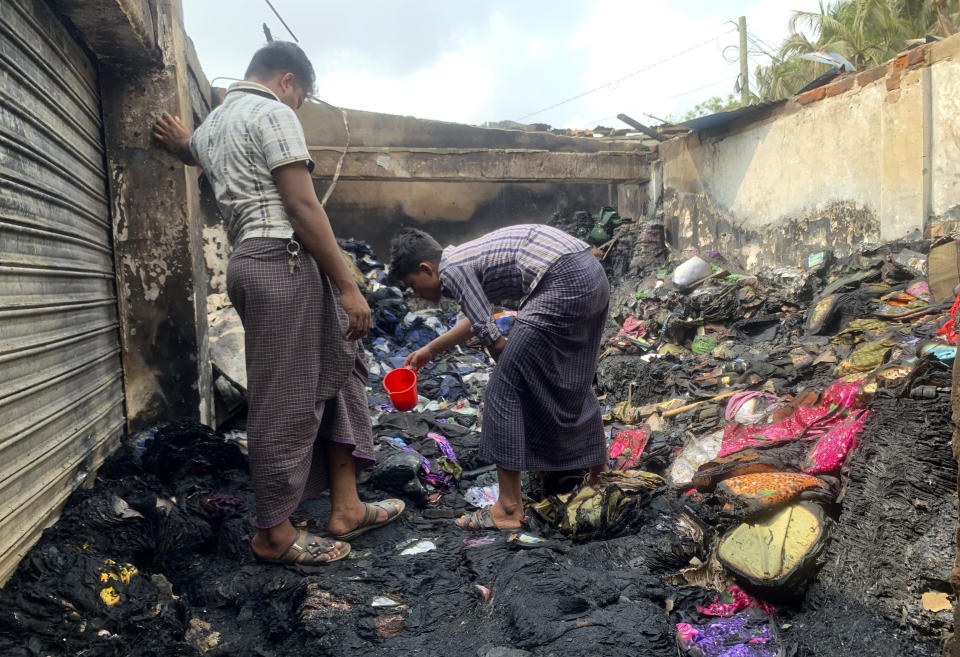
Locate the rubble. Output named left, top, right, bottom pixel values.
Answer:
left=0, top=223, right=955, bottom=657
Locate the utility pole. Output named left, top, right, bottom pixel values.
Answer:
left=738, top=15, right=750, bottom=106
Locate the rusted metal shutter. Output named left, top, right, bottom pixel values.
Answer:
left=0, top=0, right=125, bottom=583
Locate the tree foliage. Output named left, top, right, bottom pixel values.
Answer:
left=754, top=0, right=960, bottom=101
left=680, top=94, right=744, bottom=121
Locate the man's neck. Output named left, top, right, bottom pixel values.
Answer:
left=245, top=77, right=280, bottom=98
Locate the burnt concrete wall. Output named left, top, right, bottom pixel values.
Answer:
left=290, top=102, right=650, bottom=266
left=661, top=192, right=880, bottom=269
left=299, top=103, right=650, bottom=154
left=60, top=0, right=215, bottom=430
left=322, top=180, right=616, bottom=257
left=657, top=35, right=960, bottom=269
left=200, top=106, right=650, bottom=294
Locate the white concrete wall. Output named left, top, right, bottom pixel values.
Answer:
left=660, top=34, right=960, bottom=262
left=930, top=39, right=960, bottom=222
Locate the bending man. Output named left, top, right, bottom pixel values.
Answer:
left=390, top=224, right=609, bottom=530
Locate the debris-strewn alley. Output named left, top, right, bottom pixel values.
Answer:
left=6, top=1, right=960, bottom=656
left=0, top=215, right=956, bottom=657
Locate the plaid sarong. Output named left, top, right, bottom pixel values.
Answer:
left=480, top=249, right=609, bottom=471
left=227, top=238, right=375, bottom=528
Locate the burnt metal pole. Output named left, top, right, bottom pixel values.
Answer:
left=739, top=16, right=749, bottom=106
left=616, top=113, right=665, bottom=141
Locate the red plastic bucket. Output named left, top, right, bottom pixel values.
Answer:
left=383, top=368, right=418, bottom=411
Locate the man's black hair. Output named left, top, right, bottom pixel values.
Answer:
left=245, top=41, right=316, bottom=97
left=388, top=228, right=443, bottom=284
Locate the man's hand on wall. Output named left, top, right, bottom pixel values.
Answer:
left=153, top=113, right=197, bottom=166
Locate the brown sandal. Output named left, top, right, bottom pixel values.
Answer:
left=331, top=499, right=406, bottom=541
left=456, top=508, right=522, bottom=532
left=255, top=528, right=350, bottom=566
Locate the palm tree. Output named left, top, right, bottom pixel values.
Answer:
left=754, top=0, right=959, bottom=101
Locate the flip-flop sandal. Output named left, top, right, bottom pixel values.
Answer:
left=255, top=528, right=350, bottom=566
left=456, top=508, right=521, bottom=532
left=331, top=499, right=406, bottom=541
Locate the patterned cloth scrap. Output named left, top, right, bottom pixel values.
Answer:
left=691, top=449, right=784, bottom=491
left=802, top=410, right=870, bottom=473
left=439, top=224, right=589, bottom=346
left=190, top=81, right=315, bottom=246
left=228, top=239, right=375, bottom=529
left=481, top=250, right=609, bottom=471
left=718, top=381, right=863, bottom=458
left=717, top=471, right=829, bottom=514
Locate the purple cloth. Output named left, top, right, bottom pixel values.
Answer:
left=677, top=610, right=781, bottom=657
left=426, top=433, right=457, bottom=460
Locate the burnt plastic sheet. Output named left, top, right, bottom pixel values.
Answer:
left=596, top=354, right=681, bottom=402
left=782, top=584, right=941, bottom=657
left=813, top=394, right=957, bottom=641
left=491, top=550, right=673, bottom=653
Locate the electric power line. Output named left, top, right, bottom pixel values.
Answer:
left=578, top=74, right=738, bottom=128
left=747, top=34, right=779, bottom=60
left=264, top=0, right=298, bottom=42
left=511, top=35, right=719, bottom=122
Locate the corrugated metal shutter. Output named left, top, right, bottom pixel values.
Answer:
left=0, top=0, right=125, bottom=583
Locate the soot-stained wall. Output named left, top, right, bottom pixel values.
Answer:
left=321, top=180, right=616, bottom=256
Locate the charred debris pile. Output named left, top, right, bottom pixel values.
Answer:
left=0, top=215, right=957, bottom=657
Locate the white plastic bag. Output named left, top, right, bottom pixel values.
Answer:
left=672, top=256, right=712, bottom=287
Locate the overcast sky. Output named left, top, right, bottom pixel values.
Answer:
left=182, top=0, right=823, bottom=128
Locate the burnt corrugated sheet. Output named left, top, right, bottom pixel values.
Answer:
left=0, top=0, right=125, bottom=584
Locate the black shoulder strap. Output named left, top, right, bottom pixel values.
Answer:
left=227, top=87, right=277, bottom=101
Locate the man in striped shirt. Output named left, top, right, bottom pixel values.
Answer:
left=390, top=224, right=611, bottom=530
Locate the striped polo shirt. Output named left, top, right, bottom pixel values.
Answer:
left=439, top=224, right=589, bottom=345
left=189, top=81, right=315, bottom=245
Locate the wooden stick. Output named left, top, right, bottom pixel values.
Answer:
left=662, top=389, right=739, bottom=418
left=601, top=235, right=622, bottom=260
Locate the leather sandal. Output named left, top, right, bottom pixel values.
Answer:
left=254, top=528, right=350, bottom=565
left=331, top=499, right=405, bottom=541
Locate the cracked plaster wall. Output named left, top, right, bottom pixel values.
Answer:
left=97, top=0, right=213, bottom=430
left=658, top=37, right=960, bottom=269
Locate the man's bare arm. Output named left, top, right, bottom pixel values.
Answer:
left=273, top=162, right=371, bottom=340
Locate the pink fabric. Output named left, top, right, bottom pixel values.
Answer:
left=718, top=382, right=862, bottom=458
left=936, top=288, right=960, bottom=345
left=906, top=281, right=930, bottom=299
left=610, top=315, right=646, bottom=342
left=609, top=428, right=650, bottom=470
left=724, top=391, right=768, bottom=422
left=802, top=410, right=869, bottom=473
left=820, top=381, right=863, bottom=410
left=676, top=623, right=698, bottom=643
left=697, top=586, right=776, bottom=617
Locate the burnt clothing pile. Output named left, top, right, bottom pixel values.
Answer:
left=0, top=235, right=956, bottom=657
left=582, top=236, right=957, bottom=656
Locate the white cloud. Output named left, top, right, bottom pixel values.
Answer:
left=319, top=44, right=497, bottom=122
left=183, top=0, right=825, bottom=128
